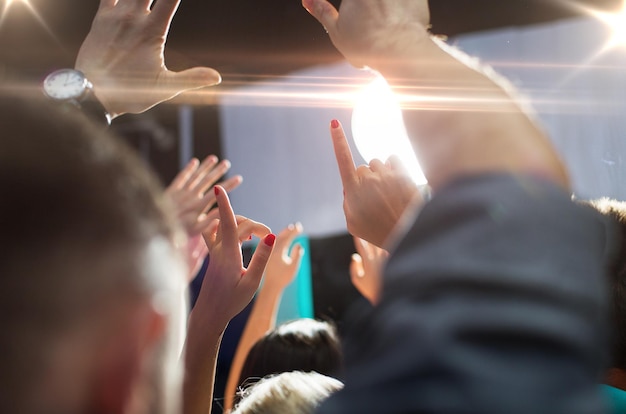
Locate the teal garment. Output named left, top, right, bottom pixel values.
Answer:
left=602, top=385, right=626, bottom=414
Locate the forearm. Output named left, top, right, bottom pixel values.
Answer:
left=223, top=286, right=284, bottom=411
left=372, top=36, right=568, bottom=191
left=182, top=308, right=226, bottom=414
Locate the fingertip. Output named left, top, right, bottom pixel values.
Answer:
left=264, top=233, right=276, bottom=247
left=302, top=0, right=314, bottom=13
left=199, top=67, right=222, bottom=86
left=331, top=119, right=340, bottom=129
left=176, top=67, right=222, bottom=89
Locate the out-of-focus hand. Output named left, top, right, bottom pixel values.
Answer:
left=166, top=155, right=243, bottom=237
left=76, top=0, right=221, bottom=118
left=166, top=156, right=242, bottom=282
left=262, top=223, right=304, bottom=293
left=330, top=120, right=421, bottom=248
left=301, top=0, right=430, bottom=68
left=195, top=186, right=275, bottom=330
left=184, top=234, right=209, bottom=283
left=350, top=236, right=388, bottom=305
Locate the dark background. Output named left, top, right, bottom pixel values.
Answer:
left=0, top=0, right=621, bottom=181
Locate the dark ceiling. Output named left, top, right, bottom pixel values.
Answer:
left=0, top=0, right=622, bottom=185
left=0, top=0, right=623, bottom=84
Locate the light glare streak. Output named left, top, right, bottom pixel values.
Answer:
left=0, top=0, right=63, bottom=49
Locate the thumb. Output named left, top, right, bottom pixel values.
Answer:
left=245, top=233, right=276, bottom=288
left=166, top=67, right=222, bottom=92
left=302, top=0, right=339, bottom=37
left=350, top=253, right=364, bottom=280
left=288, top=244, right=304, bottom=271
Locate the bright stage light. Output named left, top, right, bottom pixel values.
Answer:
left=584, top=0, right=626, bottom=50
left=351, top=75, right=427, bottom=185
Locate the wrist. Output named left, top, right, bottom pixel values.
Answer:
left=76, top=73, right=120, bottom=119
left=359, top=25, right=432, bottom=73
left=188, top=302, right=229, bottom=337
left=42, top=68, right=112, bottom=127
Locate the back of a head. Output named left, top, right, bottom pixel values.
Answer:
left=237, top=319, right=343, bottom=393
left=587, top=198, right=626, bottom=371
left=0, top=93, right=184, bottom=414
left=232, top=371, right=343, bottom=414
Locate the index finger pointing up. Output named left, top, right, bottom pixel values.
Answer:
left=330, top=119, right=357, bottom=188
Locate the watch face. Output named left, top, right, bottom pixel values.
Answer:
left=43, top=69, right=88, bottom=100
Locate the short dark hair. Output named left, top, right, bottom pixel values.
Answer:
left=587, top=198, right=626, bottom=370
left=236, top=318, right=343, bottom=402
left=0, top=92, right=180, bottom=413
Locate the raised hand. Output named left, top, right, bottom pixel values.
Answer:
left=263, top=223, right=304, bottom=294
left=304, top=1, right=568, bottom=191
left=350, top=236, right=389, bottom=305
left=166, top=155, right=242, bottom=281
left=184, top=185, right=274, bottom=414
left=301, top=0, right=430, bottom=69
left=222, top=223, right=305, bottom=412
left=196, top=186, right=275, bottom=329
left=330, top=119, right=421, bottom=248
left=76, top=0, right=221, bottom=118
left=166, top=155, right=243, bottom=237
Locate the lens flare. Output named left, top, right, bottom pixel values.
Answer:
left=0, top=0, right=61, bottom=47
left=566, top=0, right=626, bottom=52
left=351, top=75, right=427, bottom=185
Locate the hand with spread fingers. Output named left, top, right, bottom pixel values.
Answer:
left=76, top=0, right=221, bottom=118
left=184, top=185, right=274, bottom=414
left=329, top=120, right=421, bottom=248
left=166, top=155, right=243, bottom=237
left=166, top=155, right=243, bottom=281
left=350, top=236, right=389, bottom=305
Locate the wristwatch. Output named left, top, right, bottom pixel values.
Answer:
left=42, top=69, right=111, bottom=127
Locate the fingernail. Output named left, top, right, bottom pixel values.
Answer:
left=264, top=234, right=276, bottom=247
left=214, top=186, right=220, bottom=196
left=331, top=119, right=339, bottom=129
left=248, top=235, right=252, bottom=241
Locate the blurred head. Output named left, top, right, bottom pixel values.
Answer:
left=235, top=318, right=343, bottom=403
left=232, top=371, right=343, bottom=414
left=0, top=93, right=188, bottom=414
left=237, top=318, right=343, bottom=397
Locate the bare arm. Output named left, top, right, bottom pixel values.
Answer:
left=182, top=186, right=276, bottom=414
left=303, top=0, right=568, bottom=191
left=223, top=224, right=304, bottom=412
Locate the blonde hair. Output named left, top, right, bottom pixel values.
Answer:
left=232, top=371, right=343, bottom=414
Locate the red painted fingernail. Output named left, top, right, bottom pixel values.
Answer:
left=331, top=119, right=339, bottom=129
left=264, top=234, right=276, bottom=247
left=248, top=235, right=252, bottom=241
left=214, top=186, right=220, bottom=196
